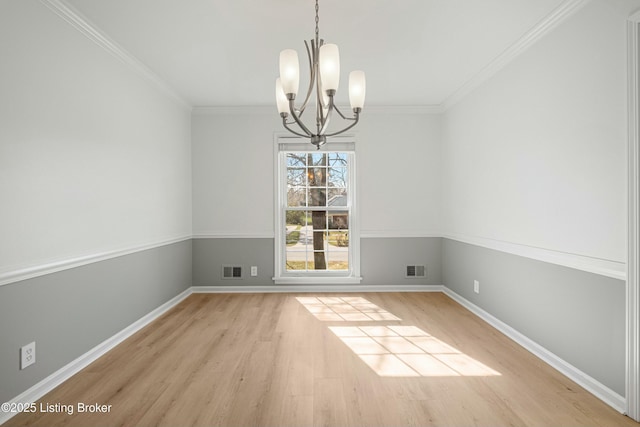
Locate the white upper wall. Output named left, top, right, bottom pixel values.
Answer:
left=3, top=0, right=635, bottom=280
left=441, top=0, right=635, bottom=263
left=191, top=111, right=276, bottom=237
left=358, top=110, right=441, bottom=237
left=0, top=0, right=192, bottom=278
left=191, top=108, right=441, bottom=238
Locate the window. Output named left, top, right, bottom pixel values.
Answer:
left=274, top=136, right=360, bottom=284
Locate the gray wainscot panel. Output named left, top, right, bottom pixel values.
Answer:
left=442, top=238, right=626, bottom=395
left=0, top=240, right=192, bottom=403
left=192, top=237, right=442, bottom=287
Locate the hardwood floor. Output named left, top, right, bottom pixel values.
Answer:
left=8, top=292, right=638, bottom=426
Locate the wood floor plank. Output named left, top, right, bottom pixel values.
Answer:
left=5, top=292, right=638, bottom=427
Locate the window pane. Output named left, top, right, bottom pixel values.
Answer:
left=287, top=187, right=306, bottom=207
left=328, top=247, right=349, bottom=270
left=286, top=210, right=309, bottom=228
left=308, top=188, right=327, bottom=206
left=328, top=152, right=348, bottom=166
left=328, top=188, right=347, bottom=206
left=310, top=229, right=326, bottom=251
left=309, top=153, right=326, bottom=166
left=309, top=210, right=328, bottom=230
left=308, top=167, right=327, bottom=186
left=287, top=168, right=306, bottom=187
left=287, top=153, right=306, bottom=167
left=328, top=211, right=349, bottom=230
left=328, top=230, right=349, bottom=247
left=286, top=222, right=301, bottom=246
left=311, top=250, right=328, bottom=270
left=301, top=223, right=314, bottom=241
left=286, top=250, right=308, bottom=271
left=328, top=167, right=348, bottom=187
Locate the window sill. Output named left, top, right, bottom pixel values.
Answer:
left=273, top=276, right=363, bottom=285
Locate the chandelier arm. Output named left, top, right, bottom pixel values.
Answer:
left=325, top=112, right=360, bottom=137
left=332, top=103, right=354, bottom=121
left=318, top=100, right=334, bottom=135
left=315, top=80, right=323, bottom=134
left=298, top=40, right=316, bottom=115
left=282, top=118, right=311, bottom=138
left=288, top=99, right=314, bottom=137
left=315, top=48, right=328, bottom=129
left=316, top=39, right=328, bottom=111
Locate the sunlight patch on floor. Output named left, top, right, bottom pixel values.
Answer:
left=296, top=296, right=401, bottom=321
left=296, top=296, right=500, bottom=377
left=329, top=325, right=501, bottom=377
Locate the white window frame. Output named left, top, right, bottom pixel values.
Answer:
left=273, top=134, right=361, bottom=284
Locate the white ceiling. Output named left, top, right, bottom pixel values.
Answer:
left=66, top=0, right=568, bottom=107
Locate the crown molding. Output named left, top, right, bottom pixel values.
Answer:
left=442, top=0, right=591, bottom=110
left=38, top=0, right=590, bottom=114
left=39, top=0, right=191, bottom=110
left=192, top=106, right=275, bottom=115
left=364, top=105, right=444, bottom=115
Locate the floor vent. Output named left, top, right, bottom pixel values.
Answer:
left=406, top=265, right=426, bottom=278
left=222, top=265, right=243, bottom=279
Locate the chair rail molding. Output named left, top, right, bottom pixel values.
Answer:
left=442, top=233, right=626, bottom=281
left=0, top=235, right=192, bottom=287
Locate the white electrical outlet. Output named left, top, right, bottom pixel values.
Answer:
left=250, top=266, right=258, bottom=277
left=474, top=280, right=480, bottom=294
left=20, top=342, right=36, bottom=370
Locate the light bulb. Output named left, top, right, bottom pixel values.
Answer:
left=279, top=49, right=299, bottom=97
left=349, top=71, right=366, bottom=110
left=319, top=44, right=340, bottom=92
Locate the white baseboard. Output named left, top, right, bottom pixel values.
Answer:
left=442, top=287, right=626, bottom=414
left=192, top=284, right=445, bottom=293
left=0, top=287, right=193, bottom=426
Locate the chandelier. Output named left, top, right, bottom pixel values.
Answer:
left=275, top=0, right=366, bottom=149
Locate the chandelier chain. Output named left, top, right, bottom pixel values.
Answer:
left=315, top=0, right=319, bottom=42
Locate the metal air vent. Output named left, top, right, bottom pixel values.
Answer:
left=406, top=265, right=426, bottom=278
left=222, top=265, right=242, bottom=279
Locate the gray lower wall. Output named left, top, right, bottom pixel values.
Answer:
left=442, top=238, right=626, bottom=395
left=0, top=240, right=192, bottom=404
left=192, top=238, right=275, bottom=286
left=361, top=237, right=441, bottom=286
left=192, top=237, right=442, bottom=287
